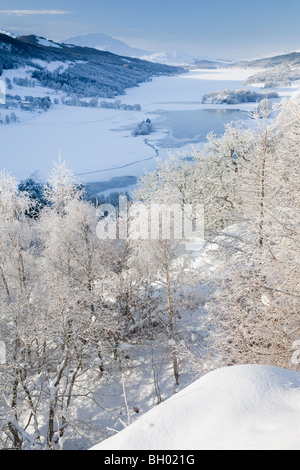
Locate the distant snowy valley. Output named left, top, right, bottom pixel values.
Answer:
left=0, top=62, right=293, bottom=198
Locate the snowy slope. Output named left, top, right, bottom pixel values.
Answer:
left=91, top=365, right=300, bottom=450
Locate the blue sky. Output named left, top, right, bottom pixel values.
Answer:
left=0, top=0, right=299, bottom=59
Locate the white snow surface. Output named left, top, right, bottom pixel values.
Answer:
left=91, top=365, right=300, bottom=450
left=36, top=37, right=63, bottom=49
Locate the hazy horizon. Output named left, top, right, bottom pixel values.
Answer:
left=0, top=0, right=299, bottom=60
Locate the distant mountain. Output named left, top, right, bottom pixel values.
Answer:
left=0, top=33, right=184, bottom=98
left=141, top=51, right=191, bottom=65
left=63, top=32, right=230, bottom=66
left=64, top=33, right=150, bottom=59
left=140, top=51, right=230, bottom=66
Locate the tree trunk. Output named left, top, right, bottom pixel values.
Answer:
left=163, top=241, right=179, bottom=385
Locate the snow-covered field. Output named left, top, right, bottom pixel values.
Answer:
left=92, top=365, right=300, bottom=451
left=0, top=67, right=294, bottom=194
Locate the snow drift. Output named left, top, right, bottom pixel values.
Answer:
left=91, top=365, right=300, bottom=450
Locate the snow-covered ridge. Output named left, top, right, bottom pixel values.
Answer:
left=92, top=365, right=300, bottom=450
left=0, top=29, right=16, bottom=38
left=36, top=37, right=62, bottom=49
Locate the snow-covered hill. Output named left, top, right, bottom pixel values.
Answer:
left=91, top=365, right=300, bottom=450
left=0, top=32, right=182, bottom=101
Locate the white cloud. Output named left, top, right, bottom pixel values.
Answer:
left=0, top=10, right=71, bottom=16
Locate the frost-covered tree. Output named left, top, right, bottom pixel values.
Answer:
left=0, top=171, right=40, bottom=449
left=132, top=118, right=153, bottom=136
left=36, top=161, right=136, bottom=448
left=134, top=121, right=253, bottom=235
left=18, top=179, right=48, bottom=216
left=206, top=99, right=300, bottom=370
left=202, top=88, right=279, bottom=105
left=130, top=171, right=203, bottom=385
left=0, top=162, right=141, bottom=449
